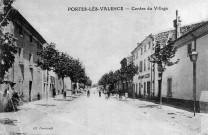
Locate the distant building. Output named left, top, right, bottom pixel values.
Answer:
left=118, top=56, right=134, bottom=96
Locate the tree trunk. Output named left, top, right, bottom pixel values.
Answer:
left=46, top=70, right=50, bottom=107
left=159, top=72, right=163, bottom=108
left=126, top=79, right=127, bottom=91
left=62, top=77, right=64, bottom=93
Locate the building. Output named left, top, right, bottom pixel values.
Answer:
left=131, top=35, right=154, bottom=99
left=160, top=21, right=208, bottom=112
left=132, top=11, right=205, bottom=102
left=5, top=9, right=47, bottom=102
left=0, top=7, right=65, bottom=111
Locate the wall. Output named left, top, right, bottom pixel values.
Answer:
left=160, top=33, right=208, bottom=111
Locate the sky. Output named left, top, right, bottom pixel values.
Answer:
left=13, top=0, right=208, bottom=84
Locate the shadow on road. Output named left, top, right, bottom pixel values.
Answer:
left=138, top=105, right=159, bottom=108
left=54, top=99, right=73, bottom=101
left=35, top=104, right=56, bottom=106
left=0, top=118, right=17, bottom=126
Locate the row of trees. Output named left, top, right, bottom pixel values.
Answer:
left=98, top=61, right=138, bottom=96
left=36, top=43, right=92, bottom=89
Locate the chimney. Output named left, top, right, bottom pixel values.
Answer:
left=173, top=10, right=181, bottom=39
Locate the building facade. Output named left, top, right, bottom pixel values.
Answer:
left=161, top=21, right=208, bottom=112
left=0, top=8, right=66, bottom=111
left=131, top=35, right=154, bottom=99
left=132, top=11, right=206, bottom=104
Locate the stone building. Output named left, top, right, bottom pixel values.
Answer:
left=3, top=9, right=47, bottom=102
left=0, top=8, right=65, bottom=106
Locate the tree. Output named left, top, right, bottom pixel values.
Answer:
left=36, top=43, right=59, bottom=97
left=121, top=61, right=138, bottom=96
left=148, top=38, right=179, bottom=106
left=53, top=52, right=72, bottom=91
left=0, top=0, right=18, bottom=83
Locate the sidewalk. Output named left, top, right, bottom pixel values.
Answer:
left=118, top=97, right=208, bottom=135
left=0, top=93, right=82, bottom=135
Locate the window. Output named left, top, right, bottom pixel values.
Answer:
left=144, top=45, right=146, bottom=52
left=30, top=35, right=33, bottom=43
left=29, top=54, right=33, bottom=65
left=148, top=42, right=151, bottom=49
left=19, top=48, right=23, bottom=63
left=37, top=43, right=42, bottom=50
left=141, top=48, right=143, bottom=55
left=167, top=78, right=172, bottom=97
left=136, top=52, right=138, bottom=59
left=18, top=48, right=21, bottom=57
left=187, top=43, right=192, bottom=56
left=144, top=82, right=146, bottom=95
left=19, top=26, right=23, bottom=36
left=147, top=81, right=150, bottom=95
left=139, top=61, right=143, bottom=72
left=148, top=60, right=150, bottom=70
left=144, top=59, right=146, bottom=71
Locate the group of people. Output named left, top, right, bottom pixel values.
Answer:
left=86, top=89, right=108, bottom=99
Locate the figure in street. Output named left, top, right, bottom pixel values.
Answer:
left=87, top=89, right=90, bottom=98
left=107, top=91, right=110, bottom=100
left=99, top=91, right=101, bottom=97
left=52, top=87, right=56, bottom=98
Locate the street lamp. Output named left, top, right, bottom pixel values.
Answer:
left=189, top=51, right=198, bottom=116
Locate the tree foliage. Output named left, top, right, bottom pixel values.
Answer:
left=148, top=39, right=179, bottom=72
left=36, top=43, right=92, bottom=86
left=36, top=43, right=58, bottom=71
left=0, top=0, right=18, bottom=82
left=98, top=61, right=138, bottom=93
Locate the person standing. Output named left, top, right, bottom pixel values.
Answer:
left=107, top=91, right=110, bottom=100
left=87, top=89, right=90, bottom=98
left=99, top=91, right=101, bottom=97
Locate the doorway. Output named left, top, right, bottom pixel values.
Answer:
left=29, top=81, right=32, bottom=102
left=139, top=83, right=141, bottom=98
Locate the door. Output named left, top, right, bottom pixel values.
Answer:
left=136, top=84, right=138, bottom=97
left=144, top=82, right=146, bottom=96
left=147, top=81, right=150, bottom=98
left=167, top=78, right=172, bottom=97
left=139, top=83, right=141, bottom=98
left=29, top=81, right=32, bottom=102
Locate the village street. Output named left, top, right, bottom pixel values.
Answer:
left=0, top=88, right=208, bottom=135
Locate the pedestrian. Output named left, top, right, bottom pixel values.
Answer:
left=107, top=91, right=110, bottom=100
left=125, top=92, right=128, bottom=100
left=118, top=91, right=122, bottom=100
left=63, top=91, right=66, bottom=99
left=52, top=87, right=56, bottom=98
left=87, top=89, right=90, bottom=98
left=99, top=91, right=101, bottom=97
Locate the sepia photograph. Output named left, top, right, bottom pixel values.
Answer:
left=0, top=0, right=208, bottom=134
